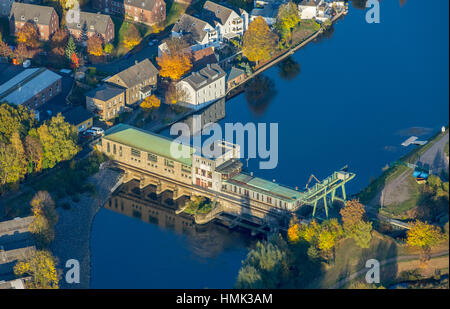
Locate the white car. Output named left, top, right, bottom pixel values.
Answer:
left=87, top=127, right=104, bottom=137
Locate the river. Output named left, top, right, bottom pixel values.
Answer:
left=90, top=0, right=449, bottom=288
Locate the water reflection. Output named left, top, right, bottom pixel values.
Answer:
left=277, top=57, right=301, bottom=81
left=104, top=180, right=254, bottom=259
left=181, top=98, right=226, bottom=136
left=245, top=75, right=277, bottom=116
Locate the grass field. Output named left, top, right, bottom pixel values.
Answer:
left=111, top=17, right=153, bottom=58
left=165, top=0, right=189, bottom=26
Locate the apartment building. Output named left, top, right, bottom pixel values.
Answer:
left=85, top=84, right=125, bottom=120
left=66, top=11, right=115, bottom=43
left=9, top=2, right=59, bottom=41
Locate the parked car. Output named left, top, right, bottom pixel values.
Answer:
left=86, top=127, right=104, bottom=137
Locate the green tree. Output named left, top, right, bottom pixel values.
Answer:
left=0, top=103, right=35, bottom=143
left=406, top=220, right=446, bottom=264
left=352, top=221, right=373, bottom=249
left=28, top=191, right=58, bottom=246
left=37, top=114, right=79, bottom=169
left=275, top=1, right=300, bottom=43
left=65, top=36, right=76, bottom=60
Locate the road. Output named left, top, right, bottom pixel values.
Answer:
left=417, top=132, right=449, bottom=175
left=331, top=250, right=449, bottom=289
left=92, top=28, right=171, bottom=75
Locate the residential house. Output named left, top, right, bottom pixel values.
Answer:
left=176, top=63, right=226, bottom=110
left=105, top=59, right=159, bottom=106
left=66, top=11, right=115, bottom=43
left=250, top=0, right=286, bottom=26
left=298, top=0, right=322, bottom=20
left=226, top=66, right=245, bottom=90
left=0, top=67, right=61, bottom=111
left=61, top=105, right=94, bottom=134
left=0, top=0, right=40, bottom=18
left=92, top=0, right=166, bottom=26
left=9, top=2, right=59, bottom=41
left=192, top=46, right=218, bottom=70
left=201, top=1, right=248, bottom=41
left=85, top=84, right=125, bottom=120
left=171, top=14, right=219, bottom=51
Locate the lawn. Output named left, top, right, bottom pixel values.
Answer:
left=165, top=0, right=189, bottom=26
left=380, top=175, right=422, bottom=218
left=111, top=17, right=154, bottom=58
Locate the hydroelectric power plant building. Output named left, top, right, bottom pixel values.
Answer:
left=98, top=124, right=355, bottom=229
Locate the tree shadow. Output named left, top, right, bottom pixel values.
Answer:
left=245, top=75, right=277, bottom=117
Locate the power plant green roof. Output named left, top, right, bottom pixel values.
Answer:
left=103, top=124, right=194, bottom=166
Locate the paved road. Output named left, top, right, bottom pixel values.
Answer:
left=331, top=250, right=449, bottom=289
left=417, top=132, right=449, bottom=175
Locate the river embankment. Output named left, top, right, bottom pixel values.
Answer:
left=50, top=165, right=123, bottom=288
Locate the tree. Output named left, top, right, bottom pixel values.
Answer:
left=50, top=29, right=68, bottom=49
left=0, top=103, right=34, bottom=143
left=235, top=235, right=289, bottom=288
left=406, top=220, right=445, bottom=264
left=37, top=114, right=79, bottom=169
left=245, top=75, right=276, bottom=115
left=122, top=24, right=141, bottom=50
left=24, top=135, right=43, bottom=172
left=17, top=22, right=39, bottom=48
left=242, top=16, right=278, bottom=64
left=65, top=36, right=76, bottom=60
left=165, top=82, right=190, bottom=105
left=104, top=43, right=113, bottom=54
left=275, top=1, right=300, bottom=43
left=71, top=52, right=79, bottom=69
left=13, top=43, right=32, bottom=64
left=340, top=199, right=372, bottom=248
left=0, top=40, right=12, bottom=58
left=157, top=53, right=192, bottom=81
left=340, top=199, right=367, bottom=233
left=140, top=95, right=161, bottom=109
left=87, top=35, right=104, bottom=56
left=28, top=191, right=58, bottom=246
left=14, top=250, right=59, bottom=289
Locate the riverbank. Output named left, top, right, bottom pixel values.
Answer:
left=50, top=166, right=123, bottom=289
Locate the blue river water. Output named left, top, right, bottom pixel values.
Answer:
left=90, top=1, right=449, bottom=288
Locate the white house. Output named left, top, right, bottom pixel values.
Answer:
left=250, top=0, right=286, bottom=26
left=202, top=1, right=249, bottom=40
left=176, top=63, right=226, bottom=110
left=298, top=0, right=322, bottom=19
left=172, top=14, right=219, bottom=51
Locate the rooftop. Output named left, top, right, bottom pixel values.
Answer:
left=85, top=84, right=124, bottom=101
left=0, top=68, right=61, bottom=106
left=181, top=63, right=226, bottom=91
left=9, top=2, right=56, bottom=26
left=107, top=59, right=159, bottom=88
left=65, top=11, right=112, bottom=34
left=226, top=173, right=304, bottom=202
left=226, top=66, right=245, bottom=82
left=61, top=106, right=94, bottom=126
left=103, top=124, right=194, bottom=166
left=172, top=14, right=212, bottom=43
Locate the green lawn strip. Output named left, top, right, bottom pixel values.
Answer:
left=165, top=1, right=188, bottom=27
left=380, top=176, right=422, bottom=218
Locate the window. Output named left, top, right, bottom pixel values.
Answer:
left=113, top=144, right=116, bottom=155
left=164, top=159, right=174, bottom=168
left=148, top=153, right=157, bottom=162
left=119, top=146, right=122, bottom=156
left=131, top=148, right=141, bottom=157
left=107, top=142, right=110, bottom=153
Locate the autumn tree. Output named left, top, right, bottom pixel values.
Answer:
left=0, top=40, right=12, bottom=58
left=242, top=16, right=278, bottom=64
left=104, top=43, right=113, bottom=54
left=37, top=114, right=79, bottom=169
left=123, top=24, right=141, bottom=50
left=17, top=22, right=39, bottom=48
left=24, top=135, right=43, bottom=172
left=140, top=95, right=161, bottom=109
left=275, top=1, right=300, bottom=43
left=0, top=103, right=35, bottom=143
left=165, top=82, right=190, bottom=104
left=28, top=191, right=58, bottom=246
left=406, top=220, right=446, bottom=265
left=14, top=250, right=59, bottom=289
left=340, top=199, right=372, bottom=248
left=87, top=35, right=104, bottom=56
left=13, top=43, right=33, bottom=64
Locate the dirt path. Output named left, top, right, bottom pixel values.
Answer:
left=331, top=251, right=449, bottom=289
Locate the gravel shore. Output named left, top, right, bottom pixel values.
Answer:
left=50, top=166, right=122, bottom=289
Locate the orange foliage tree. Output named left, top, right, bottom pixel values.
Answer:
left=17, top=22, right=39, bottom=48
left=122, top=24, right=141, bottom=50
left=157, top=53, right=192, bottom=80
left=140, top=95, right=161, bottom=109
left=0, top=40, right=12, bottom=58
left=87, top=35, right=104, bottom=56
left=242, top=16, right=278, bottom=64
